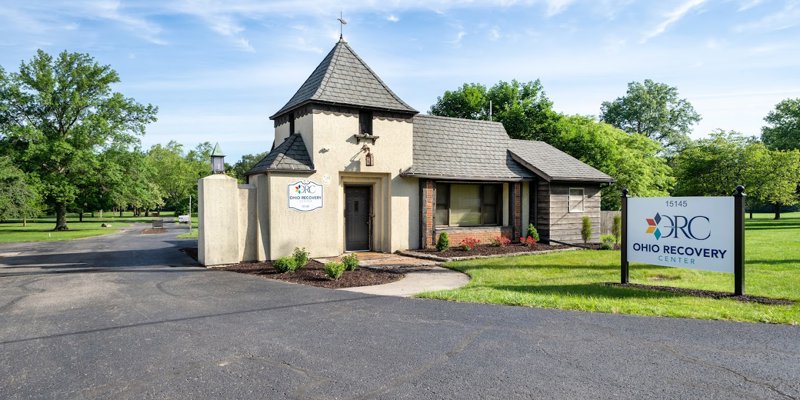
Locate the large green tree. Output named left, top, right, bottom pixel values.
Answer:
left=600, top=79, right=701, bottom=152
left=761, top=98, right=800, bottom=150
left=430, top=80, right=561, bottom=141
left=552, top=115, right=674, bottom=210
left=0, top=50, right=157, bottom=230
left=0, top=156, right=42, bottom=223
left=671, top=131, right=753, bottom=197
left=147, top=141, right=212, bottom=213
left=231, top=151, right=267, bottom=183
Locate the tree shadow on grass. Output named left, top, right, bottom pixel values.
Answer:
left=490, top=283, right=683, bottom=300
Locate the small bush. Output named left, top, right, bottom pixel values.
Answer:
left=342, top=253, right=359, bottom=271
left=324, top=262, right=346, bottom=280
left=612, top=214, right=621, bottom=244
left=436, top=232, right=450, bottom=252
left=292, top=247, right=309, bottom=268
left=490, top=235, right=511, bottom=247
left=460, top=237, right=480, bottom=251
left=523, top=235, right=537, bottom=248
left=527, top=223, right=540, bottom=241
left=273, top=256, right=297, bottom=273
left=600, top=234, right=616, bottom=250
left=581, top=216, right=592, bottom=244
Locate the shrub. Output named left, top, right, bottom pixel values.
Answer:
left=436, top=232, right=450, bottom=252
left=324, top=262, right=346, bottom=280
left=527, top=223, right=540, bottom=241
left=460, top=237, right=480, bottom=251
left=292, top=247, right=309, bottom=268
left=612, top=214, right=621, bottom=244
left=342, top=253, right=359, bottom=271
left=523, top=235, right=537, bottom=248
left=600, top=234, right=616, bottom=250
left=581, top=216, right=592, bottom=244
left=490, top=235, right=511, bottom=247
left=273, top=256, right=297, bottom=273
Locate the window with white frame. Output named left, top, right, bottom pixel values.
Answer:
left=569, top=188, right=584, bottom=212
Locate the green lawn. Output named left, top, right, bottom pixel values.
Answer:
left=0, top=211, right=191, bottom=243
left=419, top=212, right=800, bottom=325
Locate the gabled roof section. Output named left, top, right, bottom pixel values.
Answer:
left=508, top=140, right=613, bottom=183
left=270, top=39, right=418, bottom=119
left=402, top=115, right=535, bottom=181
left=246, top=134, right=314, bottom=175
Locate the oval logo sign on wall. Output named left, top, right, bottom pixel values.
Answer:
left=288, top=181, right=323, bottom=211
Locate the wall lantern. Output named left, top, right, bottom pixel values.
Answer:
left=362, top=144, right=374, bottom=167
left=211, top=142, right=225, bottom=174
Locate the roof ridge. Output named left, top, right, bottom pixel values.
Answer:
left=415, top=114, right=505, bottom=126
left=314, top=42, right=344, bottom=100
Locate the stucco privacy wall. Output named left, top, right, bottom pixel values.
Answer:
left=198, top=174, right=260, bottom=266
left=263, top=106, right=418, bottom=259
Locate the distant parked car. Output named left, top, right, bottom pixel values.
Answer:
left=178, top=215, right=191, bottom=224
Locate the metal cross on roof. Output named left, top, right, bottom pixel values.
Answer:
left=337, top=12, right=347, bottom=40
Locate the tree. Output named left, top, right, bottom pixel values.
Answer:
left=746, top=146, right=800, bottom=219
left=551, top=115, right=674, bottom=210
left=0, top=50, right=157, bottom=230
left=671, top=131, right=753, bottom=197
left=762, top=98, right=800, bottom=150
left=430, top=80, right=561, bottom=141
left=600, top=79, right=701, bottom=152
left=0, top=156, right=42, bottom=223
left=231, top=152, right=268, bottom=183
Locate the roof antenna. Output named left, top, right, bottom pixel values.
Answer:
left=337, top=12, right=348, bottom=41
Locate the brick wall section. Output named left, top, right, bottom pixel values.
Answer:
left=513, top=182, right=522, bottom=241
left=421, top=179, right=435, bottom=247
left=435, top=227, right=512, bottom=247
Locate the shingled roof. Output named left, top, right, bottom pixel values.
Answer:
left=402, top=115, right=535, bottom=181
left=402, top=115, right=613, bottom=183
left=509, top=140, right=613, bottom=182
left=270, top=39, right=417, bottom=119
left=246, top=134, right=314, bottom=175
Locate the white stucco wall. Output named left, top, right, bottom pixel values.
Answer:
left=262, top=107, right=417, bottom=259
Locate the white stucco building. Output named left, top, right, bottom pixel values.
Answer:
left=198, top=39, right=612, bottom=266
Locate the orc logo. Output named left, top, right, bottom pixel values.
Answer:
left=646, top=213, right=711, bottom=241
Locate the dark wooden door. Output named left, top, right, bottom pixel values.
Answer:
left=345, top=186, right=371, bottom=251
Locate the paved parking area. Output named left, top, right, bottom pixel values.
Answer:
left=1, top=227, right=799, bottom=399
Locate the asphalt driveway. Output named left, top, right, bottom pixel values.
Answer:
left=0, top=225, right=798, bottom=399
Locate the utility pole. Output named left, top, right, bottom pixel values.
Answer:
left=189, top=194, right=192, bottom=234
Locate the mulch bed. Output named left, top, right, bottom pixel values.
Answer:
left=178, top=248, right=403, bottom=289
left=416, top=243, right=568, bottom=258
left=607, top=282, right=794, bottom=305
left=141, top=228, right=167, bottom=234
left=219, top=260, right=404, bottom=289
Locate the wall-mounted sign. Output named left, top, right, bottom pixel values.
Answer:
left=626, top=197, right=734, bottom=273
left=288, top=181, right=323, bottom=211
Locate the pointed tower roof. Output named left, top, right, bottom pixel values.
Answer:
left=270, top=39, right=418, bottom=119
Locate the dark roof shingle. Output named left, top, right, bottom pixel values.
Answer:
left=246, top=134, right=314, bottom=175
left=270, top=40, right=417, bottom=119
left=403, top=115, right=534, bottom=181
left=508, top=140, right=613, bottom=182
left=403, top=115, right=613, bottom=183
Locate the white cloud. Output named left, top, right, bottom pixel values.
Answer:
left=736, top=1, right=800, bottom=32
left=387, top=14, right=400, bottom=22
left=489, top=27, right=501, bottom=41
left=737, top=0, right=763, bottom=12
left=641, top=0, right=708, bottom=43
left=545, top=0, right=574, bottom=17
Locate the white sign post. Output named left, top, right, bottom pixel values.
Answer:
left=288, top=181, right=323, bottom=211
left=621, top=187, right=746, bottom=295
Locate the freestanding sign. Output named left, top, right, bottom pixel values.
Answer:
left=627, top=197, right=734, bottom=273
left=288, top=181, right=323, bottom=211
left=621, top=186, right=746, bottom=295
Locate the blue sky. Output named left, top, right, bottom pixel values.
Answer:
left=1, top=0, right=799, bottom=161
